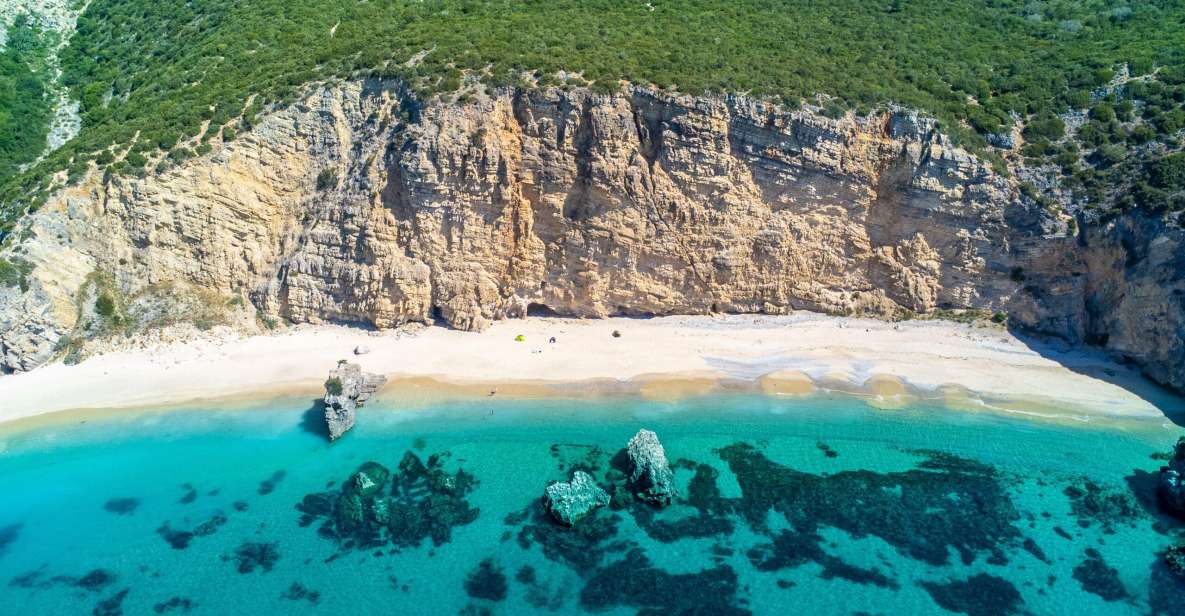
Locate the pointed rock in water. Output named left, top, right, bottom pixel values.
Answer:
left=627, top=429, right=676, bottom=506
left=544, top=471, right=610, bottom=525
left=323, top=361, right=386, bottom=441
left=1157, top=437, right=1185, bottom=519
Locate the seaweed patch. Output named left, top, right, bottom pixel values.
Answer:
left=156, top=512, right=227, bottom=550
left=1071, top=548, right=1129, bottom=602
left=579, top=548, right=750, bottom=615
left=103, top=498, right=139, bottom=516
left=258, top=470, right=287, bottom=495
left=226, top=541, right=280, bottom=574
left=93, top=588, right=130, bottom=616
left=549, top=443, right=606, bottom=475
left=280, top=582, right=321, bottom=604
left=1062, top=480, right=1142, bottom=533
left=152, top=597, right=196, bottom=613
left=919, top=574, right=1023, bottom=616
left=717, top=443, right=1021, bottom=566
left=463, top=558, right=508, bottom=601
left=512, top=501, right=630, bottom=574
left=747, top=529, right=898, bottom=589
left=177, top=484, right=198, bottom=505
left=0, top=523, right=20, bottom=558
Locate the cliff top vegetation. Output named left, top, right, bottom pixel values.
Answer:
left=1, top=0, right=1184, bottom=237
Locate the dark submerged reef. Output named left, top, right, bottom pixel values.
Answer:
left=152, top=597, right=196, bottom=613
left=514, top=565, right=536, bottom=585
left=512, top=501, right=629, bottom=574
left=717, top=443, right=1021, bottom=566
left=550, top=443, right=607, bottom=475
left=1063, top=480, right=1143, bottom=532
left=92, top=588, right=130, bottom=616
left=7, top=566, right=117, bottom=593
left=73, top=569, right=118, bottom=592
left=1072, top=548, right=1129, bottom=602
left=1150, top=550, right=1185, bottom=616
left=816, top=441, right=839, bottom=458
left=295, top=450, right=479, bottom=553
left=227, top=541, right=280, bottom=574
left=177, top=484, right=197, bottom=505
left=155, top=512, right=227, bottom=550
left=257, top=470, right=286, bottom=495
left=1166, top=543, right=1185, bottom=577
left=0, top=523, right=19, bottom=557
left=578, top=548, right=750, bottom=615
left=747, top=529, right=898, bottom=589
left=102, top=498, right=139, bottom=515
left=463, top=558, right=508, bottom=601
left=280, top=582, right=320, bottom=604
left=919, top=574, right=1023, bottom=616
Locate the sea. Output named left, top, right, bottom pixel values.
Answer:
left=1, top=392, right=1183, bottom=615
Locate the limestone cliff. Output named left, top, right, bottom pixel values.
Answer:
left=0, top=80, right=1181, bottom=390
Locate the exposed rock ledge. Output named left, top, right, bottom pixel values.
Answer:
left=0, top=80, right=1181, bottom=390
left=544, top=470, right=610, bottom=525
left=627, top=429, right=676, bottom=506
left=322, top=361, right=386, bottom=441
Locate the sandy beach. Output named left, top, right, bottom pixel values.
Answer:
left=0, top=313, right=1181, bottom=426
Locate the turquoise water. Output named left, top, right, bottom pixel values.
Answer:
left=1, top=394, right=1184, bottom=615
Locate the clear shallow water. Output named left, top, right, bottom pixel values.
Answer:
left=0, top=394, right=1183, bottom=615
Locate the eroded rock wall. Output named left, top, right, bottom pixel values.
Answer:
left=1, top=81, right=1181, bottom=389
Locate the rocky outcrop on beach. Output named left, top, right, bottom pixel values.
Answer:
left=544, top=470, right=610, bottom=525
left=322, top=362, right=386, bottom=441
left=1158, top=437, right=1185, bottom=519
left=627, top=429, right=676, bottom=506
left=0, top=80, right=1182, bottom=389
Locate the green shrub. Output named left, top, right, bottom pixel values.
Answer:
left=1023, top=113, right=1065, bottom=141
left=316, top=168, right=338, bottom=191
left=0, top=256, right=32, bottom=290
left=94, top=292, right=116, bottom=317
left=324, top=376, right=343, bottom=396
left=1151, top=153, right=1185, bottom=191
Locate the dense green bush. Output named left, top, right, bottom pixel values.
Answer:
left=2, top=0, right=1185, bottom=231
left=0, top=17, right=54, bottom=184
left=1152, top=153, right=1185, bottom=191
left=316, top=169, right=338, bottom=192
left=94, top=293, right=116, bottom=317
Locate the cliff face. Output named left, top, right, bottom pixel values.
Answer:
left=0, top=81, right=1181, bottom=389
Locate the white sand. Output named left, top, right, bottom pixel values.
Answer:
left=0, top=313, right=1180, bottom=425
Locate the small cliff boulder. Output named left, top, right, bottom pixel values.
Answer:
left=544, top=471, right=610, bottom=525
left=323, top=362, right=386, bottom=441
left=627, top=429, right=676, bottom=506
left=1157, top=437, right=1185, bottom=518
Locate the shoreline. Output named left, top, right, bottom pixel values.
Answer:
left=0, top=314, right=1182, bottom=430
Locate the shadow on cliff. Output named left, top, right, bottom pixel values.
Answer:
left=1008, top=328, right=1185, bottom=427
left=299, top=401, right=330, bottom=440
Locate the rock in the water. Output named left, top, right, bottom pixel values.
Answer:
left=323, top=362, right=386, bottom=441
left=1166, top=543, right=1185, bottom=578
left=627, top=429, right=676, bottom=506
left=1157, top=437, right=1185, bottom=519
left=544, top=471, right=610, bottom=525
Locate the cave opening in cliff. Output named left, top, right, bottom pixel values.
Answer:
left=527, top=303, right=559, bottom=317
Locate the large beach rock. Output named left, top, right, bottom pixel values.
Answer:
left=544, top=470, right=610, bottom=525
left=1157, top=437, right=1185, bottom=519
left=627, top=429, right=676, bottom=506
left=323, top=361, right=387, bottom=441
